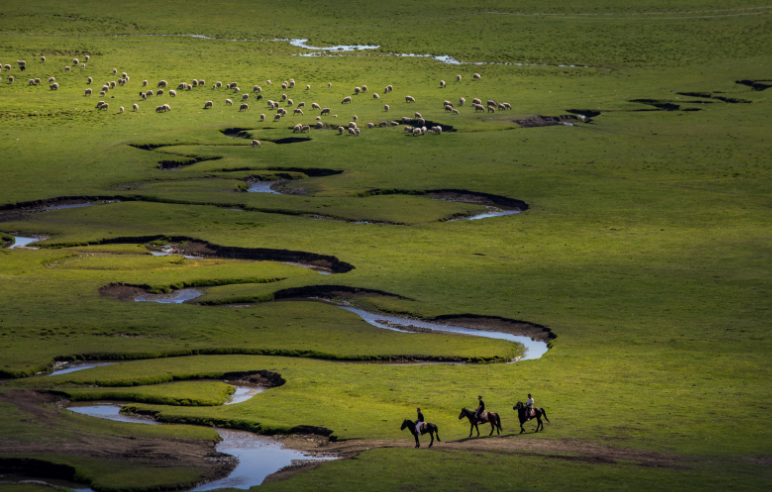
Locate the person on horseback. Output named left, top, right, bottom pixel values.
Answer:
left=525, top=394, right=534, bottom=421
left=474, top=396, right=485, bottom=423
left=415, top=408, right=425, bottom=435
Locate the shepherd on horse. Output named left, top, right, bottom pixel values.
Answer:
left=459, top=396, right=502, bottom=437
left=513, top=394, right=550, bottom=433
left=401, top=408, right=441, bottom=448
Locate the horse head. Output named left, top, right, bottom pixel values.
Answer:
left=458, top=408, right=469, bottom=420
left=513, top=401, right=522, bottom=411
left=400, top=419, right=409, bottom=430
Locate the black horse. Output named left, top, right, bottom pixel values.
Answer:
left=458, top=408, right=502, bottom=437
left=513, top=401, right=550, bottom=433
left=401, top=419, right=440, bottom=448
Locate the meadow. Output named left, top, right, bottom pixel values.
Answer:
left=1, top=1, right=771, bottom=491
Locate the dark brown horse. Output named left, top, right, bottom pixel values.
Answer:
left=401, top=419, right=440, bottom=448
left=458, top=408, right=502, bottom=437
left=513, top=401, right=550, bottom=433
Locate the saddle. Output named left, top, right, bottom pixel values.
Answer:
left=476, top=411, right=489, bottom=424
left=526, top=408, right=535, bottom=418
left=418, top=422, right=428, bottom=432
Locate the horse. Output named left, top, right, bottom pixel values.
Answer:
left=458, top=408, right=502, bottom=438
left=513, top=401, right=550, bottom=434
left=400, top=419, right=440, bottom=448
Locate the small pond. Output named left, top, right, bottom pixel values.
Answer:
left=9, top=236, right=40, bottom=248
left=248, top=182, right=281, bottom=194
left=135, top=288, right=203, bottom=304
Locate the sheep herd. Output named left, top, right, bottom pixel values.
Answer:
left=2, top=56, right=514, bottom=144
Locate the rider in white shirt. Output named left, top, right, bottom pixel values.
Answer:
left=525, top=394, right=534, bottom=421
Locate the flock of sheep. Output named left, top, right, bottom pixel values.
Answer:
left=2, top=56, right=513, bottom=141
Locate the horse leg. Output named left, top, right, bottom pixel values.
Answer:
left=414, top=433, right=420, bottom=448
left=469, top=423, right=474, bottom=438
left=534, top=416, right=541, bottom=433
left=519, top=420, right=525, bottom=434
left=475, top=423, right=480, bottom=437
left=489, top=420, right=495, bottom=436
left=429, top=431, right=434, bottom=448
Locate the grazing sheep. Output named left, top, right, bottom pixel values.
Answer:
left=414, top=112, right=422, bottom=119
left=443, top=100, right=452, bottom=107
left=281, top=93, right=287, bottom=101
left=155, top=105, right=163, bottom=112
left=293, top=124, right=302, bottom=133
left=101, top=103, right=109, bottom=111
left=212, top=84, right=216, bottom=89
left=118, top=79, right=125, bottom=86
left=456, top=75, right=461, bottom=81
left=341, top=97, right=352, bottom=104
left=85, top=55, right=90, bottom=62
left=65, top=66, right=71, bottom=72
left=87, top=77, right=93, bottom=84
left=119, top=106, right=124, bottom=113
left=355, top=128, right=361, bottom=135
left=302, top=125, right=311, bottom=133
left=96, top=101, right=105, bottom=108
left=253, top=85, right=261, bottom=92
left=367, top=123, right=375, bottom=128
left=279, top=108, right=287, bottom=115
left=287, top=98, right=293, bottom=106
left=316, top=122, right=324, bottom=129
left=337, top=126, right=344, bottom=134
left=146, top=90, right=153, bottom=97
left=223, top=99, right=233, bottom=106
left=401, top=116, right=411, bottom=124
left=361, top=85, right=367, bottom=92
left=473, top=104, right=484, bottom=112
left=416, top=118, right=425, bottom=127
left=99, top=90, right=106, bottom=96
left=27, top=79, right=34, bottom=85
left=353, top=115, right=358, bottom=121
left=348, top=128, right=357, bottom=135
left=348, top=122, right=357, bottom=129
left=451, top=109, right=459, bottom=115
left=84, top=88, right=92, bottom=96
left=445, top=105, right=453, bottom=112
left=251, top=140, right=261, bottom=147
left=50, top=82, right=59, bottom=90
left=199, top=100, right=212, bottom=110
left=120, top=72, right=127, bottom=78
left=311, top=103, right=321, bottom=110
left=177, top=83, right=186, bottom=90
left=459, top=97, right=465, bottom=106
left=234, top=87, right=240, bottom=92
left=185, top=83, right=191, bottom=90
left=405, top=96, right=415, bottom=103
left=260, top=114, right=265, bottom=120
left=216, top=81, right=223, bottom=88
left=229, top=82, right=238, bottom=89
left=198, top=79, right=205, bottom=86
left=273, top=114, right=282, bottom=122
left=41, top=56, right=46, bottom=63
left=472, top=98, right=481, bottom=105
left=379, top=121, right=387, bottom=128
left=266, top=80, right=271, bottom=85
left=242, top=94, right=249, bottom=101
left=156, top=89, right=164, bottom=95
left=289, top=79, right=295, bottom=88
left=473, top=73, right=481, bottom=79
left=294, top=108, right=304, bottom=115
left=434, top=126, right=442, bottom=134
left=296, top=102, right=305, bottom=108
left=3, top=64, right=10, bottom=71
left=191, top=80, right=198, bottom=87
left=498, top=103, right=506, bottom=110
left=404, top=126, right=413, bottom=133
left=131, top=104, right=138, bottom=112
left=156, top=80, right=167, bottom=88
left=141, top=93, right=147, bottom=100
left=354, top=87, right=361, bottom=94
left=316, top=116, right=321, bottom=121
left=282, top=82, right=288, bottom=89
left=440, top=80, right=446, bottom=88
left=113, top=69, right=117, bottom=75
left=169, top=90, right=178, bottom=97
left=412, top=128, right=421, bottom=136
left=390, top=121, right=399, bottom=126
left=48, top=77, right=56, bottom=83
left=487, top=105, right=495, bottom=113
left=503, top=103, right=512, bottom=110
left=306, top=84, right=310, bottom=90
left=321, top=108, right=331, bottom=115
left=81, top=64, right=86, bottom=69
left=487, top=99, right=497, bottom=107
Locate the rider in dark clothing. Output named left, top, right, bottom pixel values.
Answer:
left=474, top=396, right=485, bottom=422
left=415, top=408, right=425, bottom=435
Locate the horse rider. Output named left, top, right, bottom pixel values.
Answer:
left=415, top=407, right=425, bottom=435
left=525, top=394, right=534, bottom=421
left=474, top=395, right=485, bottom=423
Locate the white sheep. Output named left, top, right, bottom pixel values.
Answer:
left=216, top=81, right=223, bottom=88
left=132, top=104, right=139, bottom=111
left=293, top=124, right=302, bottom=133
left=234, top=87, right=240, bottom=92
left=112, top=68, right=117, bottom=75
left=50, top=82, right=59, bottom=90
left=140, top=80, right=147, bottom=87
left=287, top=98, right=293, bottom=106
left=341, top=97, right=352, bottom=104
left=146, top=90, right=153, bottom=97
left=289, top=79, right=295, bottom=88
left=101, top=103, right=109, bottom=110
left=96, top=101, right=105, bottom=108
left=225, top=99, right=233, bottom=105
left=487, top=99, right=497, bottom=107
left=84, top=88, right=92, bottom=96
left=281, top=93, right=287, bottom=101
left=361, top=85, right=367, bottom=92
left=373, top=93, right=379, bottom=99
left=384, top=104, right=389, bottom=112
left=141, top=93, right=147, bottom=100
left=338, top=126, right=344, bottom=134
left=440, top=80, right=446, bottom=88
left=367, top=123, right=375, bottom=128
left=445, top=105, right=453, bottom=112
left=177, top=82, right=186, bottom=90
left=253, top=85, right=261, bottom=92
left=41, top=56, right=46, bottom=63
left=328, top=82, right=332, bottom=88
left=119, top=106, right=124, bottom=113
left=316, top=116, right=321, bottom=121
left=156, top=89, right=164, bottom=95
left=81, top=64, right=86, bottom=69
left=85, top=55, right=90, bottom=62
left=379, top=121, right=388, bottom=127
left=321, top=108, right=331, bottom=115
left=191, top=79, right=198, bottom=87
left=452, top=109, right=459, bottom=114
left=459, top=97, right=466, bottom=106
left=294, top=108, right=304, bottom=115
left=386, top=84, right=393, bottom=92
left=260, top=114, right=265, bottom=120
left=355, top=128, right=361, bottom=135
left=163, top=104, right=170, bottom=111
left=456, top=75, right=461, bottom=81
left=405, top=96, right=415, bottom=103
left=297, top=102, right=305, bottom=108
left=354, top=87, right=361, bottom=94
left=473, top=73, right=481, bottom=79
left=273, top=114, right=282, bottom=122
left=414, top=112, right=422, bottom=119
left=251, top=140, right=261, bottom=147
left=282, top=82, right=288, bottom=89
left=412, top=128, right=422, bottom=136
left=158, top=80, right=168, bottom=87
left=121, top=71, right=127, bottom=78
left=27, top=78, right=34, bottom=85
left=312, top=103, right=321, bottom=110
left=88, top=77, right=93, bottom=84
left=353, top=115, right=358, bottom=121
left=443, top=100, right=452, bottom=107
left=348, top=128, right=356, bottom=135
left=99, top=90, right=105, bottom=96
left=487, top=105, right=495, bottom=113
left=306, top=84, right=310, bottom=90
left=472, top=98, right=481, bottom=105
left=348, top=122, right=357, bottom=129
left=266, top=80, right=271, bottom=85
left=390, top=121, right=399, bottom=126
left=404, top=126, right=413, bottom=133
left=503, top=103, right=512, bottom=110
left=242, top=94, right=249, bottom=101
left=302, top=125, right=311, bottom=133
left=198, top=79, right=205, bottom=86
left=316, top=122, right=324, bottom=129
left=229, top=82, right=238, bottom=89
left=65, top=66, right=71, bottom=72
left=3, top=64, right=10, bottom=71
left=48, top=77, right=56, bottom=83
left=203, top=101, right=213, bottom=109
left=169, top=90, right=177, bottom=97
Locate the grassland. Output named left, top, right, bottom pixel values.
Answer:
left=1, top=1, right=771, bottom=491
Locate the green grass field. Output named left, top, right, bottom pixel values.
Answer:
left=0, top=1, right=770, bottom=491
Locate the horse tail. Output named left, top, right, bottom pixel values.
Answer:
left=541, top=409, right=550, bottom=423
left=434, top=424, right=441, bottom=442
left=497, top=414, right=503, bottom=431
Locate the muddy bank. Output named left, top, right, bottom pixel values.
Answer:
left=361, top=188, right=528, bottom=212
left=432, top=314, right=556, bottom=343
left=514, top=115, right=580, bottom=128
left=272, top=284, right=411, bottom=301
left=99, top=283, right=150, bottom=301
left=0, top=197, right=121, bottom=223
left=735, top=79, right=772, bottom=91
left=70, top=236, right=354, bottom=273
left=0, top=390, right=236, bottom=489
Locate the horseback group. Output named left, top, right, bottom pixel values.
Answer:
left=401, top=394, right=549, bottom=448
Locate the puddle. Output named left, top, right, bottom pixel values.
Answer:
left=453, top=209, right=520, bottom=221
left=66, top=404, right=335, bottom=490
left=248, top=182, right=281, bottom=194
left=42, top=203, right=93, bottom=211
left=226, top=383, right=266, bottom=405
left=135, top=288, right=203, bottom=304
left=9, top=236, right=40, bottom=248
left=338, top=307, right=548, bottom=361
left=48, top=362, right=115, bottom=377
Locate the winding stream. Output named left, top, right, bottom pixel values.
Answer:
left=48, top=362, right=115, bottom=377
left=247, top=182, right=281, bottom=194
left=135, top=288, right=204, bottom=304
